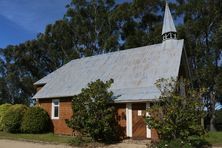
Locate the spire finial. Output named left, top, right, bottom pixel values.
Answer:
left=162, top=1, right=177, bottom=41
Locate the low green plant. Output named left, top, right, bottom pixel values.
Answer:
left=152, top=139, right=192, bottom=148
left=68, top=136, right=91, bottom=146
left=1, top=104, right=28, bottom=133
left=152, top=136, right=209, bottom=148
left=187, top=135, right=210, bottom=147
left=0, top=104, right=12, bottom=130
left=21, top=107, right=50, bottom=133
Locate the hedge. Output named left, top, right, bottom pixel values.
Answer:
left=0, top=104, right=12, bottom=130
left=21, top=107, right=50, bottom=133
left=1, top=104, right=28, bottom=133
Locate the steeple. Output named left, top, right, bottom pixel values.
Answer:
left=162, top=2, right=177, bottom=41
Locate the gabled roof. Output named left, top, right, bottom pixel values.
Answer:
left=162, top=2, right=176, bottom=35
left=33, top=39, right=184, bottom=102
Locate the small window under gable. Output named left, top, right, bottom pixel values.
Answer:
left=52, top=99, right=60, bottom=119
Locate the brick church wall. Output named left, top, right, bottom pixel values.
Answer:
left=38, top=98, right=73, bottom=135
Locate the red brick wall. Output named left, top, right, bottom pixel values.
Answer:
left=115, top=104, right=126, bottom=138
left=38, top=98, right=159, bottom=140
left=38, top=98, right=73, bottom=135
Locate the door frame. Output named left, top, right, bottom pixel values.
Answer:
left=125, top=102, right=151, bottom=138
left=126, top=103, right=132, bottom=137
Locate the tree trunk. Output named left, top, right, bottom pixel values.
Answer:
left=209, top=92, right=216, bottom=131
left=201, top=118, right=204, bottom=128
left=210, top=114, right=216, bottom=131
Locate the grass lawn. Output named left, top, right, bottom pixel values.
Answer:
left=0, top=132, right=74, bottom=144
left=0, top=131, right=221, bottom=146
left=205, top=131, right=222, bottom=146
left=0, top=131, right=93, bottom=146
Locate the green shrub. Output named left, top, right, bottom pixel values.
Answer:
left=0, top=104, right=12, bottom=130
left=21, top=107, right=50, bottom=133
left=2, top=104, right=28, bottom=133
left=66, top=79, right=119, bottom=142
left=145, top=79, right=206, bottom=140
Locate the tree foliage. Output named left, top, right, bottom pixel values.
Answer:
left=145, top=78, right=206, bottom=140
left=0, top=0, right=163, bottom=105
left=175, top=0, right=222, bottom=131
left=66, top=79, right=118, bottom=142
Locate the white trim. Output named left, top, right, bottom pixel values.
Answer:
left=126, top=103, right=132, bottom=137
left=146, top=102, right=151, bottom=138
left=51, top=99, right=60, bottom=119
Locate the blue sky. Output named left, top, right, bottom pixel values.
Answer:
left=0, top=0, right=131, bottom=48
left=0, top=0, right=69, bottom=48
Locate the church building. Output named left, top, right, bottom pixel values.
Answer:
left=33, top=3, right=190, bottom=140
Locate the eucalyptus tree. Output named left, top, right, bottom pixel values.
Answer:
left=112, top=0, right=163, bottom=49
left=0, top=0, right=170, bottom=105
left=176, top=0, right=222, bottom=130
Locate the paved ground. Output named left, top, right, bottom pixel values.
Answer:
left=0, top=139, right=73, bottom=148
left=107, top=143, right=147, bottom=148
left=0, top=139, right=147, bottom=148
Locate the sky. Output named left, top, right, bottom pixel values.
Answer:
left=0, top=0, right=132, bottom=48
left=0, top=0, right=69, bottom=48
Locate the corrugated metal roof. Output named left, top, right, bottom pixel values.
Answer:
left=33, top=39, right=184, bottom=102
left=162, top=2, right=176, bottom=35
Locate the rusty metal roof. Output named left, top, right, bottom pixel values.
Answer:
left=33, top=39, right=184, bottom=102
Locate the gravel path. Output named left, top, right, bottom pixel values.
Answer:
left=0, top=139, right=147, bottom=148
left=0, top=139, right=73, bottom=148
left=107, top=143, right=147, bottom=148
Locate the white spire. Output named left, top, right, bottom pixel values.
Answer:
left=162, top=2, right=176, bottom=35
